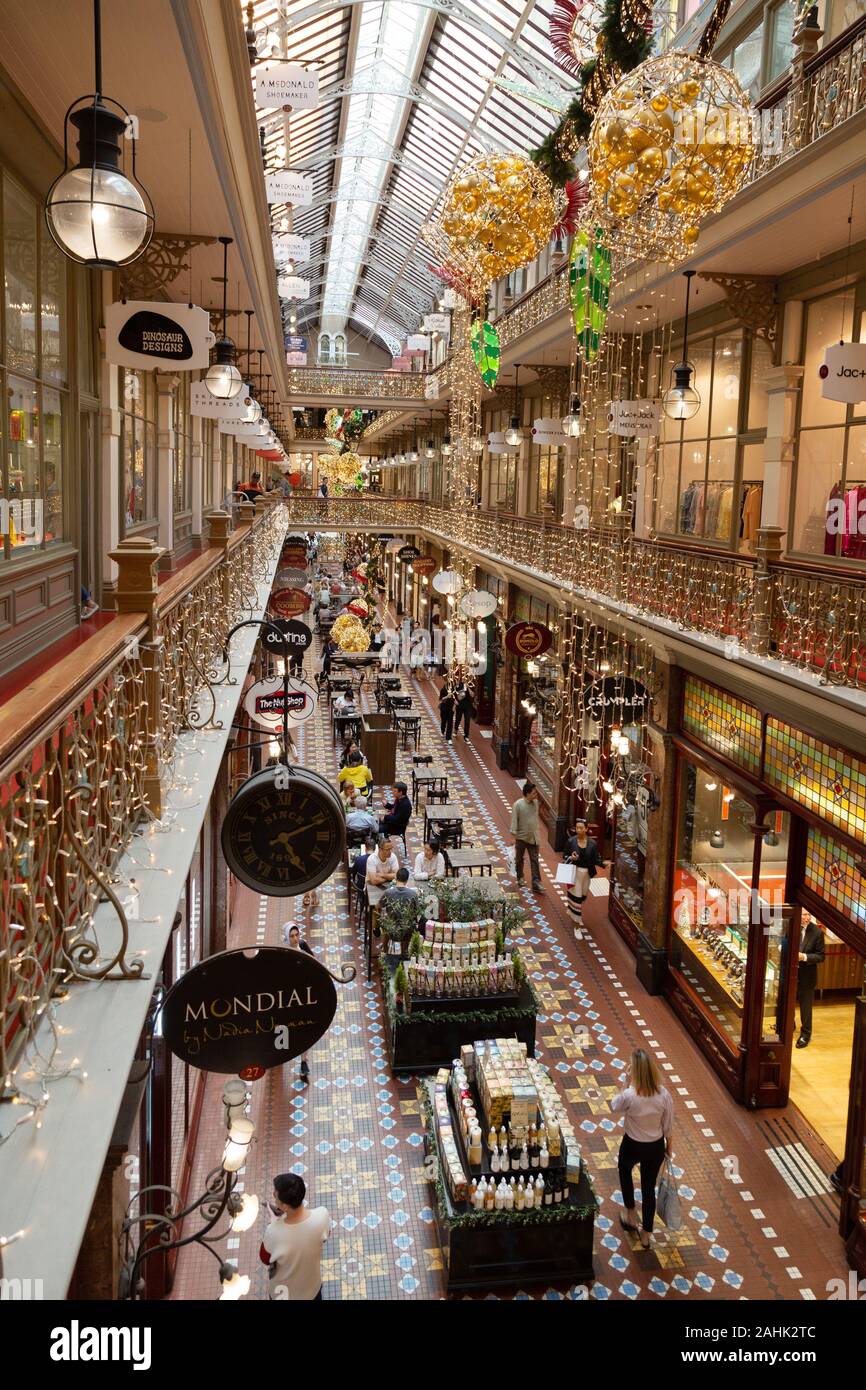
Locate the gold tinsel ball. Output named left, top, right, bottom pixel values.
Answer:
left=331, top=613, right=356, bottom=640
left=337, top=622, right=370, bottom=654
left=587, top=50, right=754, bottom=263
left=440, top=153, right=556, bottom=285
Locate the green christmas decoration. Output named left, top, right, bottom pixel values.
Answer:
left=569, top=227, right=611, bottom=363
left=470, top=318, right=501, bottom=388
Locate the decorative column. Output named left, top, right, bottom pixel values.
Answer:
left=156, top=374, right=178, bottom=566
left=100, top=323, right=122, bottom=593
left=749, top=362, right=804, bottom=655
left=191, top=410, right=203, bottom=547
left=109, top=536, right=166, bottom=816
left=635, top=651, right=683, bottom=993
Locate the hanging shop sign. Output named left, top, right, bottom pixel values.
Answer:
left=160, top=945, right=338, bottom=1072
left=424, top=376, right=439, bottom=400
left=221, top=419, right=267, bottom=437
left=531, top=417, right=566, bottom=447
left=459, top=588, right=498, bottom=619
left=243, top=676, right=317, bottom=728
left=274, top=233, right=311, bottom=263
left=191, top=381, right=252, bottom=419
left=105, top=301, right=215, bottom=371
left=265, top=171, right=314, bottom=206
left=284, top=334, right=308, bottom=353
left=397, top=544, right=421, bottom=563
left=286, top=351, right=307, bottom=366
left=820, top=341, right=866, bottom=404
left=407, top=334, right=429, bottom=352
left=431, top=568, right=463, bottom=595
left=278, top=275, right=310, bottom=301
left=422, top=313, right=450, bottom=334
left=410, top=556, right=437, bottom=576
left=505, top=621, right=553, bottom=658
left=256, top=64, right=320, bottom=110
left=221, top=764, right=346, bottom=898
left=270, top=587, right=311, bottom=617
left=607, top=400, right=662, bottom=438
left=583, top=675, right=648, bottom=723
left=281, top=538, right=308, bottom=568
left=487, top=430, right=514, bottom=456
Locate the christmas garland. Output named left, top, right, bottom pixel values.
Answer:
left=378, top=953, right=539, bottom=1031
left=532, top=0, right=653, bottom=187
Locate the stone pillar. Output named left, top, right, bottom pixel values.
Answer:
left=191, top=410, right=203, bottom=547
left=156, top=374, right=178, bottom=565
left=208, top=509, right=233, bottom=616
left=109, top=536, right=166, bottom=815
left=100, top=294, right=122, bottom=592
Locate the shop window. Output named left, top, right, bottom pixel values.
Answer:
left=174, top=375, right=192, bottom=515
left=611, top=751, right=654, bottom=931
left=3, top=174, right=37, bottom=377
left=40, top=233, right=67, bottom=386
left=6, top=376, right=41, bottom=554
left=725, top=20, right=765, bottom=98
left=792, top=288, right=866, bottom=559
left=120, top=368, right=156, bottom=529
left=682, top=675, right=763, bottom=774
left=767, top=0, right=798, bottom=80
left=202, top=418, right=214, bottom=510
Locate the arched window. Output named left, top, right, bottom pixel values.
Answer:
left=333, top=333, right=347, bottom=366
left=318, top=332, right=331, bottom=366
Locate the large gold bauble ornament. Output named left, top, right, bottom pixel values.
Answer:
left=587, top=51, right=754, bottom=264
left=331, top=612, right=357, bottom=640
left=439, top=153, right=556, bottom=285
left=337, top=621, right=370, bottom=654
left=330, top=451, right=362, bottom=485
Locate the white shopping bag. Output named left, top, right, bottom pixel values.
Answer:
left=555, top=863, right=577, bottom=885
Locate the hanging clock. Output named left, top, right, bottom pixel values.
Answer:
left=221, top=764, right=346, bottom=897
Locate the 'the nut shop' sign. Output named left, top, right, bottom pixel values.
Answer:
left=159, top=947, right=338, bottom=1071
left=505, top=621, right=553, bottom=658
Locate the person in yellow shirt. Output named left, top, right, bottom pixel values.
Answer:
left=338, top=751, right=373, bottom=797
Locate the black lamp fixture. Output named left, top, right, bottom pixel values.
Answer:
left=205, top=237, right=244, bottom=400
left=562, top=392, right=583, bottom=438
left=45, top=0, right=154, bottom=268
left=425, top=411, right=437, bottom=460
left=663, top=270, right=701, bottom=421
left=441, top=430, right=452, bottom=457
left=241, top=310, right=262, bottom=423
left=505, top=364, right=522, bottom=446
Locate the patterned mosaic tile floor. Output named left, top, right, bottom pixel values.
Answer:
left=172, top=647, right=853, bottom=1302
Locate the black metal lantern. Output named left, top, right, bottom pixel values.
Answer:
left=44, top=0, right=154, bottom=269
left=204, top=236, right=244, bottom=400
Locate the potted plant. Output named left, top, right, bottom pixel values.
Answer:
left=394, top=963, right=408, bottom=1013
left=378, top=895, right=421, bottom=956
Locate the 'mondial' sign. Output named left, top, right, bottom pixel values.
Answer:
left=256, top=64, right=320, bottom=110
left=265, top=171, right=314, bottom=206
left=106, top=301, right=214, bottom=371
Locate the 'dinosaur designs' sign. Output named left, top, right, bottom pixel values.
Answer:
left=160, top=946, right=338, bottom=1071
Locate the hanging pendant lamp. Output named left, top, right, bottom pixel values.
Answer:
left=505, top=364, right=522, bottom=446
left=205, top=237, right=244, bottom=400
left=45, top=0, right=154, bottom=268
left=663, top=271, right=701, bottom=422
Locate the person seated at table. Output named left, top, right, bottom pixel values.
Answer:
left=339, top=750, right=373, bottom=796
left=339, top=780, right=357, bottom=815
left=379, top=866, right=419, bottom=917
left=379, top=781, right=412, bottom=840
left=334, top=689, right=357, bottom=714
left=339, top=737, right=365, bottom=770
left=345, top=794, right=379, bottom=839
left=414, top=837, right=445, bottom=881
left=351, top=836, right=376, bottom=895
left=366, top=836, right=401, bottom=932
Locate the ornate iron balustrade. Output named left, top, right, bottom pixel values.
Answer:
left=286, top=366, right=429, bottom=401
left=280, top=495, right=866, bottom=691
left=0, top=503, right=286, bottom=1088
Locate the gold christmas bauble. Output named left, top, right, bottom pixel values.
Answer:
left=439, top=153, right=555, bottom=285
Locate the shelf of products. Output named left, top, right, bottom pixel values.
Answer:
left=670, top=881, right=765, bottom=1042
left=422, top=1040, right=596, bottom=1293
left=526, top=748, right=555, bottom=807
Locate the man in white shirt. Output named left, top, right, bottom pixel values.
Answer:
left=365, top=836, right=399, bottom=909
left=260, top=1172, right=331, bottom=1300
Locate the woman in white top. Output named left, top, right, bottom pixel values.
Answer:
left=413, top=838, right=445, bottom=881
left=610, top=1048, right=674, bottom=1247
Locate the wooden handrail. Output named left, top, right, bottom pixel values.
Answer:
left=0, top=613, right=145, bottom=779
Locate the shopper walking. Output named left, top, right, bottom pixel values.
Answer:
left=283, top=923, right=315, bottom=1080
left=611, top=1048, right=674, bottom=1248
left=563, top=819, right=605, bottom=934
left=260, top=1172, right=331, bottom=1300
left=439, top=681, right=455, bottom=743
left=796, top=915, right=826, bottom=1048
left=510, top=781, right=544, bottom=894
left=454, top=684, right=475, bottom=741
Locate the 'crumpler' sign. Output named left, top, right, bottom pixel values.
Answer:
left=159, top=946, right=338, bottom=1071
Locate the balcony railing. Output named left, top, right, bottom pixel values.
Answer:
left=286, top=366, right=429, bottom=402
left=281, top=495, right=866, bottom=692
left=0, top=501, right=285, bottom=1084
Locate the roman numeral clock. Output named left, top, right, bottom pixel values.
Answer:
left=221, top=764, right=346, bottom=897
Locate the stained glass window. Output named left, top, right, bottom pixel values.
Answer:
left=681, top=676, right=763, bottom=775
left=804, top=826, right=866, bottom=929
left=765, top=719, right=866, bottom=844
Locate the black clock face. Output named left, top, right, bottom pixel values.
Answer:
left=222, top=765, right=346, bottom=897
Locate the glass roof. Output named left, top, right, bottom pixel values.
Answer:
left=247, top=0, right=567, bottom=354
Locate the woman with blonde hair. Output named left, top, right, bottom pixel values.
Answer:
left=611, top=1047, right=674, bottom=1248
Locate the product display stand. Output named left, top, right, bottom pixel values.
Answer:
left=381, top=958, right=538, bottom=1074
left=421, top=1078, right=596, bottom=1294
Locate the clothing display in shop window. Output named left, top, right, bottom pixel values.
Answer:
left=825, top=481, right=866, bottom=559
left=740, top=483, right=762, bottom=547
left=679, top=480, right=735, bottom=539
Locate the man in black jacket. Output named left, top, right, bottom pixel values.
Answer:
left=796, top=916, right=826, bottom=1048
left=379, top=782, right=412, bottom=843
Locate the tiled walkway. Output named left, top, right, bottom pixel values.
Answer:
left=172, top=649, right=852, bottom=1301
